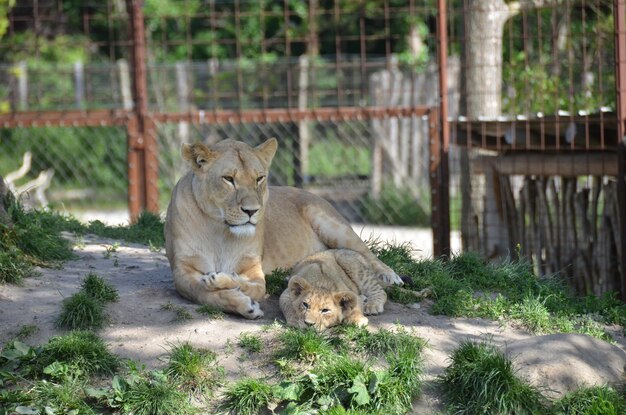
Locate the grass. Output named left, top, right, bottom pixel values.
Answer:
left=165, top=342, right=223, bottom=397
left=80, top=273, right=119, bottom=302
left=553, top=386, right=626, bottom=415
left=37, top=331, right=119, bottom=377
left=370, top=243, right=626, bottom=342
left=265, top=268, right=290, bottom=296
left=57, top=273, right=119, bottom=330
left=57, top=291, right=106, bottom=330
left=15, top=324, right=39, bottom=340
left=440, top=340, right=544, bottom=415
left=196, top=304, right=225, bottom=319
left=362, top=184, right=429, bottom=226
left=161, top=302, right=193, bottom=322
left=275, top=327, right=334, bottom=363
left=238, top=333, right=263, bottom=353
left=221, top=377, right=277, bottom=415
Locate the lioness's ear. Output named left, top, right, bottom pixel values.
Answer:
left=255, top=138, right=278, bottom=168
left=182, top=143, right=216, bottom=170
left=334, top=291, right=358, bottom=312
left=288, top=276, right=311, bottom=298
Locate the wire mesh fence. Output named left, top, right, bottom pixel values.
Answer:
left=1, top=0, right=625, bottom=295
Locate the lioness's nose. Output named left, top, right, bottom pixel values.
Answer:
left=304, top=320, right=315, bottom=327
left=241, top=208, right=258, bottom=218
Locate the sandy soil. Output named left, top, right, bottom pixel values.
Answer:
left=1, top=231, right=624, bottom=414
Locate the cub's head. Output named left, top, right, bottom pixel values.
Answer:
left=286, top=276, right=360, bottom=331
left=181, top=138, right=277, bottom=237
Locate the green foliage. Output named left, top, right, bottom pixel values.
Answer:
left=441, top=340, right=544, bottom=415
left=80, top=273, right=119, bottom=303
left=275, top=328, right=334, bottom=363
left=161, top=302, right=193, bottom=322
left=57, top=291, right=106, bottom=330
left=84, top=211, right=165, bottom=248
left=37, top=331, right=118, bottom=377
left=362, top=185, right=429, bottom=226
left=196, top=304, right=225, bottom=320
left=221, top=377, right=277, bottom=415
left=238, top=333, right=263, bottom=353
left=106, top=370, right=194, bottom=415
left=372, top=245, right=626, bottom=342
left=0, top=246, right=34, bottom=284
left=57, top=274, right=119, bottom=330
left=266, top=268, right=290, bottom=297
left=553, top=386, right=626, bottom=415
left=165, top=342, right=223, bottom=397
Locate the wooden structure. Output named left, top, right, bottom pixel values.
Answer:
left=454, top=112, right=623, bottom=294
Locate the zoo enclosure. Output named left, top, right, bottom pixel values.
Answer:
left=0, top=0, right=625, bottom=298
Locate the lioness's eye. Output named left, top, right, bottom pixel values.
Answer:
left=222, top=176, right=235, bottom=184
left=256, top=175, right=266, bottom=184
left=302, top=302, right=309, bottom=310
left=321, top=308, right=330, bottom=314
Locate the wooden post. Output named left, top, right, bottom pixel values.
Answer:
left=175, top=61, right=190, bottom=145
left=17, top=61, right=27, bottom=111
left=74, top=61, right=85, bottom=109
left=298, top=55, right=310, bottom=184
left=118, top=59, right=133, bottom=110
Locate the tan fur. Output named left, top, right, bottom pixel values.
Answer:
left=165, top=138, right=401, bottom=319
left=279, top=249, right=387, bottom=330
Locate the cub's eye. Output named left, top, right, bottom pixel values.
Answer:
left=222, top=176, right=235, bottom=185
left=321, top=309, right=330, bottom=314
left=302, top=302, right=309, bottom=310
left=256, top=175, right=266, bottom=185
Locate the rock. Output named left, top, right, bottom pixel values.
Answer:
left=504, top=333, right=626, bottom=399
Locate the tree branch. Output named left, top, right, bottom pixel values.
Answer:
left=508, top=0, right=567, bottom=18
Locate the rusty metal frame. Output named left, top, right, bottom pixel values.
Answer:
left=615, top=0, right=626, bottom=299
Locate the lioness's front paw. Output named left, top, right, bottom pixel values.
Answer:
left=201, top=272, right=236, bottom=290
left=243, top=299, right=264, bottom=320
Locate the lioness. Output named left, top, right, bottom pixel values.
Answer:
left=279, top=249, right=387, bottom=330
left=164, top=138, right=401, bottom=319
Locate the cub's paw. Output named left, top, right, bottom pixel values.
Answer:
left=201, top=272, right=236, bottom=290
left=363, top=301, right=385, bottom=316
left=242, top=299, right=264, bottom=320
left=378, top=270, right=404, bottom=286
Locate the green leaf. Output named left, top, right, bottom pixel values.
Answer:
left=15, top=407, right=38, bottom=415
left=85, top=386, right=110, bottom=399
left=348, top=375, right=371, bottom=406
left=277, top=381, right=301, bottom=401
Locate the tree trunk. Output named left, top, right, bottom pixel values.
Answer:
left=0, top=174, right=13, bottom=225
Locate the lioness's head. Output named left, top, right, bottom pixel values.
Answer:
left=286, top=276, right=360, bottom=331
left=182, top=138, right=278, bottom=237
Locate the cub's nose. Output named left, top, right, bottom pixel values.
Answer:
left=304, top=320, right=315, bottom=327
left=241, top=208, right=258, bottom=218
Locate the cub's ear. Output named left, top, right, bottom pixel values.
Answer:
left=255, top=137, right=278, bottom=168
left=288, top=276, right=311, bottom=298
left=334, top=291, right=358, bottom=312
left=182, top=143, right=217, bottom=171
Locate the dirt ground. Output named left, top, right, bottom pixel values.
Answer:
left=1, top=230, right=625, bottom=414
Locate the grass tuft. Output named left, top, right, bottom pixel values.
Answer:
left=112, top=371, right=194, bottom=415
left=196, top=304, right=225, bottom=319
left=275, top=327, right=333, bottom=363
left=161, top=302, right=193, bottom=322
left=221, top=377, right=277, bottom=415
left=238, top=333, right=263, bottom=353
left=57, top=291, right=106, bottom=330
left=440, top=340, right=544, bottom=415
left=37, top=331, right=118, bottom=376
left=553, top=385, right=626, bottom=415
left=81, top=273, right=119, bottom=303
left=165, top=342, right=223, bottom=397
left=265, top=268, right=290, bottom=296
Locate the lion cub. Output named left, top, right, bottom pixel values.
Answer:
left=279, top=249, right=387, bottom=331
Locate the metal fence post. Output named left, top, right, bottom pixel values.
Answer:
left=434, top=0, right=451, bottom=258
left=127, top=0, right=159, bottom=220
left=614, top=0, right=626, bottom=300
